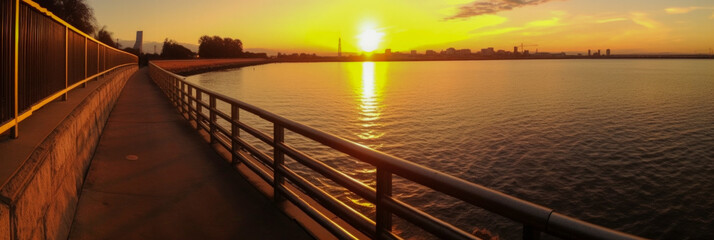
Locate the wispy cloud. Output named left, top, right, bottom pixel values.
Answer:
left=630, top=12, right=660, bottom=29
left=596, top=18, right=628, bottom=24
left=446, top=0, right=563, bottom=20
left=665, top=6, right=714, bottom=18
left=470, top=15, right=561, bottom=36
left=665, top=7, right=702, bottom=14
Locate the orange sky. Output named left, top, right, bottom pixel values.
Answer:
left=87, top=0, right=714, bottom=55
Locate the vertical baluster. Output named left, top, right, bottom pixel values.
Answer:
left=376, top=168, right=393, bottom=239
left=188, top=85, right=194, bottom=122
left=173, top=78, right=179, bottom=107
left=82, top=36, right=86, bottom=87
left=231, top=104, right=240, bottom=165
left=62, top=25, right=67, bottom=101
left=12, top=0, right=19, bottom=138
left=196, top=89, right=202, bottom=129
left=273, top=124, right=285, bottom=203
left=96, top=41, right=99, bottom=79
left=209, top=95, right=216, bottom=144
left=180, top=82, right=186, bottom=114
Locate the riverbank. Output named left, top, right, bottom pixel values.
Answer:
left=152, top=58, right=270, bottom=76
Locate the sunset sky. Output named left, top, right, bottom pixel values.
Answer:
left=87, top=0, right=714, bottom=55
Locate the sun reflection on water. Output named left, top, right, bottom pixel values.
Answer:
left=357, top=62, right=385, bottom=141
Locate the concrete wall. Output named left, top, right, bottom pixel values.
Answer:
left=0, top=66, right=137, bottom=240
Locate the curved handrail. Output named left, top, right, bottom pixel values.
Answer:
left=149, top=61, right=644, bottom=240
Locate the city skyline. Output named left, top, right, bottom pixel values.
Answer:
left=89, top=0, right=714, bottom=54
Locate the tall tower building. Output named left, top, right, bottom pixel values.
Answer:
left=338, top=38, right=342, bottom=57
left=133, top=31, right=143, bottom=54
left=514, top=46, right=518, bottom=54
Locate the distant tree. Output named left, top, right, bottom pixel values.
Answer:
left=198, top=35, right=243, bottom=58
left=34, top=0, right=96, bottom=34
left=161, top=38, right=196, bottom=59
left=95, top=26, right=118, bottom=48
left=242, top=52, right=268, bottom=58
left=122, top=47, right=139, bottom=56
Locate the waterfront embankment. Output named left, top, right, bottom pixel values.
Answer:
left=152, top=58, right=269, bottom=76
left=68, top=68, right=314, bottom=239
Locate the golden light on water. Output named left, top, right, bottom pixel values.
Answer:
left=357, top=62, right=384, bottom=141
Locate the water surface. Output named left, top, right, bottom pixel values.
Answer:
left=187, top=59, right=714, bottom=239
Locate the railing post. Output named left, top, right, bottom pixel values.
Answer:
left=82, top=36, right=86, bottom=88
left=196, top=89, right=202, bottom=129
left=523, top=224, right=541, bottom=240
left=172, top=78, right=178, bottom=106
left=376, top=168, right=393, bottom=239
left=62, top=26, right=68, bottom=101
left=188, top=85, right=194, bottom=122
left=96, top=41, right=99, bottom=77
left=273, top=124, right=285, bottom=203
left=209, top=95, right=216, bottom=144
left=11, top=0, right=19, bottom=138
left=180, top=82, right=186, bottom=114
left=231, top=104, right=240, bottom=165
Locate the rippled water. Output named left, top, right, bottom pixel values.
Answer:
left=186, top=59, right=714, bottom=239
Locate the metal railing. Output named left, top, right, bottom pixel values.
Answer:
left=0, top=0, right=138, bottom=137
left=149, top=63, right=643, bottom=240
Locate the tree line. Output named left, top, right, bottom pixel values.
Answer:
left=159, top=35, right=266, bottom=59
left=35, top=0, right=266, bottom=60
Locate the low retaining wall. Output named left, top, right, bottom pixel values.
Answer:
left=151, top=59, right=269, bottom=76
left=0, top=66, right=137, bottom=240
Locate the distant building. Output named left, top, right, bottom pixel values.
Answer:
left=385, top=49, right=392, bottom=55
left=606, top=49, right=611, bottom=56
left=338, top=38, right=341, bottom=57
left=513, top=46, right=519, bottom=54
left=588, top=49, right=591, bottom=56
left=425, top=50, right=436, bottom=55
left=445, top=47, right=456, bottom=55
left=411, top=50, right=417, bottom=55
left=597, top=49, right=601, bottom=56
left=496, top=49, right=506, bottom=55
left=133, top=31, right=143, bottom=54
left=481, top=47, right=495, bottom=56
left=456, top=49, right=471, bottom=55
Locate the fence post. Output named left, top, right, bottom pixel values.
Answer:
left=209, top=95, right=216, bottom=144
left=196, top=90, right=202, bottom=129
left=12, top=0, right=19, bottom=138
left=62, top=26, right=68, bottom=101
left=376, top=168, right=393, bottom=239
left=188, top=85, right=194, bottom=122
left=96, top=42, right=99, bottom=78
left=231, top=104, right=240, bottom=165
left=273, top=124, right=285, bottom=203
left=83, top=36, right=86, bottom=88
left=180, top=82, right=186, bottom=114
left=168, top=77, right=180, bottom=107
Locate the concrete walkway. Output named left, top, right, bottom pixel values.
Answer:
left=68, top=68, right=313, bottom=240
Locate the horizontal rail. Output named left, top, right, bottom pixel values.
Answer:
left=148, top=62, right=644, bottom=240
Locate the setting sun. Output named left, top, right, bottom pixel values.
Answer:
left=357, top=28, right=384, bottom=52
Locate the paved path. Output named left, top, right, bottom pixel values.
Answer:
left=69, top=68, right=313, bottom=240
